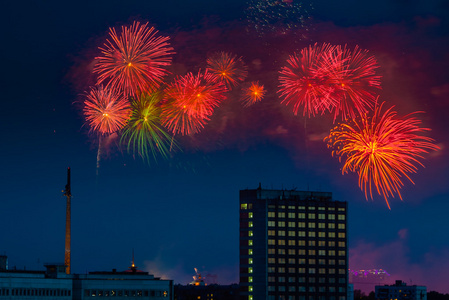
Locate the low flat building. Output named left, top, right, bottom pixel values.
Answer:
left=375, top=280, right=426, bottom=300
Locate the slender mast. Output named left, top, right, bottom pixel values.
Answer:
left=63, top=167, right=72, bottom=274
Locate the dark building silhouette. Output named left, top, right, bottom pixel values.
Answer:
left=239, top=185, right=348, bottom=300
left=174, top=284, right=239, bottom=300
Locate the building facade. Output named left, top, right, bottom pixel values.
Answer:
left=375, top=280, right=427, bottom=300
left=0, top=263, right=173, bottom=300
left=239, top=185, right=348, bottom=300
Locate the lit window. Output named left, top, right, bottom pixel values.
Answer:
left=249, top=267, right=253, bottom=273
left=338, top=233, right=345, bottom=238
left=278, top=249, right=286, bottom=255
left=249, top=222, right=253, bottom=227
left=249, top=296, right=253, bottom=300
left=249, top=276, right=253, bottom=282
left=268, top=221, right=275, bottom=227
left=278, top=240, right=285, bottom=245
left=299, top=258, right=306, bottom=264
left=318, top=214, right=325, bottom=220
left=268, top=239, right=275, bottom=245
left=278, top=212, right=285, bottom=218
left=278, top=221, right=285, bottom=227
left=308, top=232, right=316, bottom=237
left=268, top=230, right=275, bottom=236
left=308, top=213, right=315, bottom=219
left=298, top=249, right=306, bottom=255
left=338, top=207, right=345, bottom=211
left=249, top=240, right=253, bottom=246
left=288, top=222, right=295, bottom=227
left=268, top=267, right=275, bottom=273
left=338, top=251, right=346, bottom=256
left=308, top=250, right=316, bottom=255
left=268, top=276, right=275, bottom=282
left=308, top=259, right=316, bottom=264
left=249, top=286, right=253, bottom=292
left=308, top=223, right=316, bottom=228
left=288, top=249, right=295, bottom=255
left=268, top=248, right=275, bottom=254
left=329, top=214, right=335, bottom=220
left=298, top=241, right=305, bottom=246
left=298, top=213, right=305, bottom=219
left=338, top=242, right=345, bottom=247
left=309, top=268, right=316, bottom=274
left=318, top=207, right=325, bottom=210
left=319, top=232, right=326, bottom=238
left=318, top=223, right=325, bottom=228
left=241, top=204, right=247, bottom=210
left=288, top=231, right=296, bottom=237
left=288, top=206, right=295, bottom=209
left=329, top=250, right=336, bottom=256
left=298, top=231, right=305, bottom=237
left=288, top=240, right=296, bottom=246
left=278, top=258, right=285, bottom=264
left=318, top=250, right=326, bottom=256
left=329, top=232, right=335, bottom=238
left=298, top=268, right=305, bottom=273
left=318, top=259, right=325, bottom=264
left=288, top=267, right=295, bottom=273
left=268, top=212, right=275, bottom=218
left=249, top=212, right=253, bottom=218
left=248, top=231, right=253, bottom=237
left=288, top=213, right=295, bottom=218
left=298, top=222, right=305, bottom=227
left=278, top=267, right=285, bottom=273
left=278, top=230, right=285, bottom=236
left=328, top=241, right=335, bottom=247
left=278, top=277, right=285, bottom=282
left=338, top=215, right=345, bottom=220
left=268, top=258, right=275, bottom=264
left=339, top=269, right=346, bottom=274
left=308, top=241, right=315, bottom=246
left=329, top=268, right=335, bottom=274
left=329, top=223, right=335, bottom=229
left=249, top=249, right=253, bottom=255
left=249, top=258, right=253, bottom=264
left=338, top=259, right=345, bottom=265
left=338, top=224, right=345, bottom=229
left=319, top=268, right=326, bottom=274
left=288, top=258, right=295, bottom=264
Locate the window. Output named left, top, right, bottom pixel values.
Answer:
left=249, top=231, right=253, bottom=237
left=278, top=249, right=286, bottom=255
left=241, top=204, right=248, bottom=210
left=288, top=212, right=295, bottom=218
left=278, top=212, right=285, bottom=218
left=338, top=259, right=345, bottom=265
left=339, top=269, right=346, bottom=274
left=329, top=232, right=335, bottom=238
left=278, top=267, right=285, bottom=273
left=268, top=276, right=275, bottom=282
left=249, top=222, right=253, bottom=227
left=249, top=258, right=253, bottom=264
left=318, top=223, right=325, bottom=228
left=338, top=215, right=345, bottom=220
left=298, top=277, right=306, bottom=283
left=268, top=212, right=275, bottom=218
left=308, top=232, right=316, bottom=237
left=329, top=223, right=335, bottom=229
left=268, top=267, right=275, bottom=273
left=289, top=286, right=296, bottom=292
left=298, top=268, right=305, bottom=273
left=338, top=233, right=345, bottom=238
left=268, top=248, right=275, bottom=254
left=268, top=239, right=275, bottom=245
left=309, top=277, right=315, bottom=283
left=318, top=232, right=326, bottom=238
left=308, top=259, right=316, bottom=264
left=249, top=267, right=253, bottom=273
left=288, top=222, right=296, bottom=227
left=318, top=241, right=325, bottom=246
left=249, top=249, right=253, bottom=255
left=249, top=240, right=253, bottom=246
left=249, top=277, right=253, bottom=282
left=319, top=268, right=326, bottom=274
left=308, top=213, right=315, bottom=219
left=249, top=212, right=253, bottom=218
left=329, top=268, right=335, bottom=274
left=328, top=241, right=335, bottom=247
left=318, top=259, right=325, bottom=265
left=278, top=240, right=285, bottom=245
left=278, top=258, right=285, bottom=264
left=308, top=223, right=316, bottom=228
left=298, top=222, right=305, bottom=227
left=308, top=250, right=316, bottom=255
left=329, top=250, right=336, bottom=256
left=298, top=213, right=305, bottom=219
left=308, top=241, right=316, bottom=246
left=268, top=230, right=275, bottom=236
left=278, top=221, right=285, bottom=227
left=278, top=277, right=285, bottom=282
left=318, top=214, right=325, bottom=220
left=288, top=258, right=296, bottom=264
left=298, top=249, right=306, bottom=255
left=288, top=268, right=296, bottom=273
left=268, top=221, right=275, bottom=227
left=288, top=249, right=295, bottom=255
left=298, top=240, right=305, bottom=246
left=298, top=231, right=305, bottom=237
left=338, top=224, right=345, bottom=229
left=278, top=230, right=285, bottom=236
left=338, top=250, right=346, bottom=256
left=329, top=214, right=335, bottom=220
left=298, top=258, right=306, bottom=264
left=338, top=242, right=345, bottom=247
left=288, top=231, right=296, bottom=237
left=309, top=268, right=316, bottom=274
left=329, top=259, right=335, bottom=265
left=288, top=240, right=296, bottom=246
left=318, top=250, right=326, bottom=256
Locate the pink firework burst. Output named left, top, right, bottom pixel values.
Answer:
left=94, top=21, right=174, bottom=97
left=278, top=43, right=337, bottom=117
left=161, top=70, right=227, bottom=135
left=83, top=85, right=131, bottom=134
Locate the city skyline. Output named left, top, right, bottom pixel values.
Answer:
left=1, top=0, right=448, bottom=295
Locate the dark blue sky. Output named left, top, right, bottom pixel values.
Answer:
left=1, top=0, right=448, bottom=293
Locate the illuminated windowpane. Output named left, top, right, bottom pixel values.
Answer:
left=339, top=269, right=346, bottom=274
left=329, top=223, right=335, bottom=229
left=278, top=240, right=285, bottom=245
left=308, top=232, right=316, bottom=237
left=318, top=223, right=325, bottom=228
left=268, top=267, right=275, bottom=273
left=318, top=232, right=325, bottom=238
left=318, top=214, right=325, bottom=219
left=338, top=251, right=346, bottom=256
left=329, top=268, right=335, bottom=274
left=268, top=230, right=275, bottom=236
left=268, top=239, right=275, bottom=245
left=268, top=276, right=275, bottom=282
left=288, top=222, right=295, bottom=227
left=329, top=259, right=335, bottom=265
left=288, top=231, right=295, bottom=237
left=338, top=207, right=346, bottom=211
left=278, top=249, right=286, bottom=255
left=318, top=250, right=326, bottom=256
left=249, top=286, right=253, bottom=292
left=338, top=224, right=345, bottom=229
left=308, top=213, right=315, bottom=219
left=278, top=221, right=285, bottom=227
left=338, top=242, right=345, bottom=247
left=249, top=258, right=253, bottom=264
left=328, top=241, right=335, bottom=247
left=308, top=241, right=315, bottom=246
left=308, top=259, right=316, bottom=264
left=298, top=231, right=305, bottom=237
left=248, top=240, right=253, bottom=246
left=298, top=249, right=306, bottom=255
left=298, top=268, right=305, bottom=273
left=338, top=259, right=345, bottom=265
left=338, top=215, right=345, bottom=220
left=268, top=212, right=275, bottom=218
left=249, top=231, right=253, bottom=237
left=329, top=250, right=336, bottom=256
left=278, top=230, right=285, bottom=236
left=288, top=258, right=295, bottom=264
left=298, top=222, right=305, bottom=228
left=318, top=207, right=325, bottom=210
left=278, top=258, right=285, bottom=264
left=249, top=249, right=253, bottom=255
left=278, top=212, right=285, bottom=218
left=318, top=259, right=325, bottom=265
left=299, top=258, right=306, bottom=264
left=329, top=232, right=335, bottom=238
left=288, top=212, right=295, bottom=218
left=298, top=213, right=305, bottom=219
left=249, top=267, right=253, bottom=273
left=268, top=221, right=275, bottom=227
left=338, top=233, right=345, bottom=238
left=278, top=267, right=285, bottom=273
left=268, top=248, right=275, bottom=254
left=249, top=212, right=253, bottom=218
left=268, top=258, right=275, bottom=264
left=298, top=241, right=305, bottom=246
left=329, top=214, right=335, bottom=220
left=308, top=223, right=316, bottom=228
left=329, top=207, right=335, bottom=210
left=241, top=204, right=247, bottom=210
left=249, top=296, right=253, bottom=300
left=288, top=240, right=296, bottom=246
left=319, top=268, right=326, bottom=274
left=308, top=250, right=316, bottom=255
left=249, top=222, right=253, bottom=227
left=288, top=249, right=295, bottom=255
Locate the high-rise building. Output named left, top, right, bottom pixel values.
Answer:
left=375, top=280, right=427, bottom=300
left=239, top=185, right=348, bottom=300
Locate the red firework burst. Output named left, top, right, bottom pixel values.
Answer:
left=94, top=21, right=174, bottom=97
left=83, top=85, right=131, bottom=134
left=206, top=51, right=248, bottom=90
left=325, top=102, right=439, bottom=209
left=161, top=70, right=227, bottom=135
left=321, top=45, right=382, bottom=120
left=241, top=81, right=266, bottom=107
left=278, top=43, right=337, bottom=117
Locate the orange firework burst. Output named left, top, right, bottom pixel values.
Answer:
left=241, top=81, right=266, bottom=107
left=83, top=85, right=131, bottom=134
left=161, top=70, right=227, bottom=135
left=322, top=45, right=382, bottom=121
left=94, top=21, right=174, bottom=97
left=325, top=102, right=439, bottom=209
left=206, top=51, right=248, bottom=89
left=278, top=43, right=337, bottom=117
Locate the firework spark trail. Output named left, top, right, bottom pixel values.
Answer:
left=322, top=45, right=382, bottom=121
left=206, top=52, right=248, bottom=90
left=94, top=21, right=174, bottom=97
left=278, top=43, right=337, bottom=117
left=161, top=70, right=227, bottom=135
left=120, top=92, right=176, bottom=163
left=325, top=102, right=439, bottom=209
left=83, top=85, right=131, bottom=134
left=241, top=81, right=266, bottom=107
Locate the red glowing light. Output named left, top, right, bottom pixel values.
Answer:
left=161, top=70, right=227, bottom=135
left=241, top=81, right=266, bottom=107
left=206, top=51, right=248, bottom=90
left=94, top=21, right=174, bottom=97
left=83, top=85, right=131, bottom=134
left=325, top=102, right=439, bottom=209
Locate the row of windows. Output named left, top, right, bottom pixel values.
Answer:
left=265, top=266, right=347, bottom=275
left=267, top=286, right=346, bottom=293
left=240, top=203, right=346, bottom=212
left=84, top=289, right=168, bottom=297
left=242, top=239, right=346, bottom=248
left=264, top=257, right=346, bottom=265
left=268, top=231, right=346, bottom=238
left=0, top=288, right=71, bottom=297
left=267, top=221, right=345, bottom=229
left=267, top=212, right=345, bottom=220
left=267, top=277, right=346, bottom=284
left=267, top=240, right=346, bottom=250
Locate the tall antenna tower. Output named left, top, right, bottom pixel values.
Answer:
left=63, top=167, right=72, bottom=274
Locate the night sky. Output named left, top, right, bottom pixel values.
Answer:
left=1, top=0, right=449, bottom=294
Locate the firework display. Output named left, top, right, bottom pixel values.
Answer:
left=241, top=81, right=266, bottom=107
left=278, top=43, right=337, bottom=117
left=245, top=0, right=312, bottom=37
left=94, top=21, right=174, bottom=97
left=83, top=85, right=131, bottom=134
left=279, top=43, right=381, bottom=120
left=120, top=92, right=175, bottom=163
left=206, top=52, right=248, bottom=90
left=321, top=45, right=382, bottom=120
left=325, top=103, right=439, bottom=208
left=161, top=70, right=227, bottom=135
